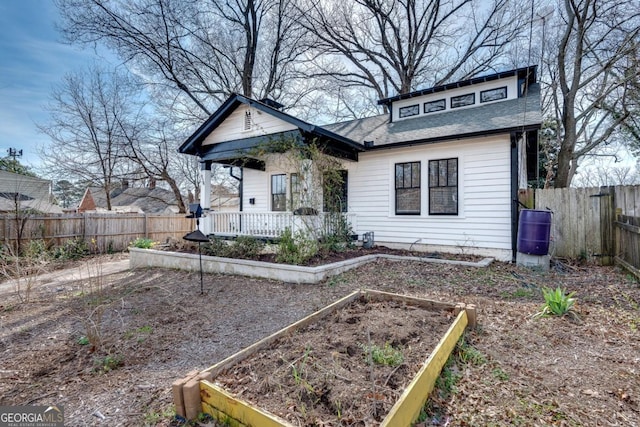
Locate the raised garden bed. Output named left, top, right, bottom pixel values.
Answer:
left=172, top=290, right=477, bottom=426
left=129, top=247, right=492, bottom=284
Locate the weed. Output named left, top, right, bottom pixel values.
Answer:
left=143, top=405, right=175, bottom=426
left=492, top=367, right=509, bottom=381
left=327, top=274, right=346, bottom=287
left=455, top=339, right=486, bottom=366
left=94, top=354, right=123, bottom=373
left=361, top=342, right=404, bottom=367
left=77, top=336, right=90, bottom=346
left=535, top=286, right=578, bottom=318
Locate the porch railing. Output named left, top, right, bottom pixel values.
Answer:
left=200, top=211, right=356, bottom=239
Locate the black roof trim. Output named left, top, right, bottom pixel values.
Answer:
left=364, top=124, right=541, bottom=150
left=178, top=94, right=364, bottom=156
left=377, top=66, right=537, bottom=106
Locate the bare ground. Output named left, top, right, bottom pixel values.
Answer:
left=0, top=252, right=639, bottom=426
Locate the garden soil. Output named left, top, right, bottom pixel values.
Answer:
left=0, top=252, right=639, bottom=426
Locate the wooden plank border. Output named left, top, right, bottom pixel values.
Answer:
left=176, top=290, right=475, bottom=425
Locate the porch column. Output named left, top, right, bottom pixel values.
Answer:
left=200, top=161, right=212, bottom=211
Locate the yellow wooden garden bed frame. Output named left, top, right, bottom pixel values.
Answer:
left=173, top=290, right=477, bottom=426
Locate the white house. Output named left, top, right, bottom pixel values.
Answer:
left=179, top=66, right=541, bottom=261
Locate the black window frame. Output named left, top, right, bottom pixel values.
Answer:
left=428, top=158, right=458, bottom=215
left=395, top=162, right=421, bottom=215
left=450, top=93, right=475, bottom=109
left=271, top=174, right=286, bottom=212
left=480, top=86, right=507, bottom=103
left=424, top=99, right=446, bottom=113
left=398, top=104, right=420, bottom=118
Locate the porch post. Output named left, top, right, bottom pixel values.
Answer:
left=200, top=161, right=212, bottom=211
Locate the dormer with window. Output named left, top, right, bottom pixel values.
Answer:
left=379, top=66, right=537, bottom=123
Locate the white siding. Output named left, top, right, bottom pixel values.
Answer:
left=239, top=135, right=513, bottom=260
left=345, top=135, right=513, bottom=260
left=203, top=105, right=297, bottom=146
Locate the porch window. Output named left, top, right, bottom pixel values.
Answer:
left=395, top=162, right=420, bottom=215
left=323, top=170, right=348, bottom=212
left=429, top=158, right=458, bottom=215
left=271, top=174, right=286, bottom=211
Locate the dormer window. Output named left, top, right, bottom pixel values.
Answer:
left=424, top=99, right=446, bottom=114
left=451, top=93, right=475, bottom=109
left=399, top=104, right=420, bottom=118
left=480, top=87, right=507, bottom=103
left=243, top=110, right=252, bottom=131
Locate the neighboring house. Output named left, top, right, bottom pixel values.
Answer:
left=0, top=170, right=63, bottom=214
left=210, top=184, right=240, bottom=212
left=179, top=66, right=541, bottom=261
left=78, top=184, right=181, bottom=214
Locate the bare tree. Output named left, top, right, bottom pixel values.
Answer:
left=296, top=0, right=527, bottom=103
left=118, top=119, right=188, bottom=213
left=543, top=0, right=640, bottom=187
left=39, top=66, right=135, bottom=210
left=55, top=0, right=311, bottom=120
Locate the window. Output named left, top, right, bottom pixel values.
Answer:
left=271, top=174, right=286, bottom=211
left=243, top=110, right=252, bottom=131
left=450, top=93, right=475, bottom=108
left=424, top=99, right=446, bottom=113
left=398, top=104, right=420, bottom=118
left=395, top=162, right=420, bottom=215
left=429, top=158, right=458, bottom=215
left=480, top=86, right=507, bottom=103
left=323, top=170, right=348, bottom=212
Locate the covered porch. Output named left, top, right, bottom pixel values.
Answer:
left=196, top=211, right=357, bottom=240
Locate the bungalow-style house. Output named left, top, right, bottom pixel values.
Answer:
left=78, top=182, right=181, bottom=214
left=0, top=170, right=63, bottom=214
left=179, top=66, right=541, bottom=261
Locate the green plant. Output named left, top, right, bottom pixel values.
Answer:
left=94, top=354, right=123, bottom=373
left=535, top=286, right=577, bottom=317
left=276, top=228, right=318, bottom=265
left=455, top=339, right=486, bottom=366
left=492, top=367, right=510, bottom=381
left=77, top=336, right=90, bottom=346
left=52, top=238, right=90, bottom=260
left=143, top=405, right=175, bottom=426
left=130, top=237, right=155, bottom=249
left=362, top=342, right=404, bottom=367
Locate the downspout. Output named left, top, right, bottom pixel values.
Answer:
left=510, top=132, right=519, bottom=262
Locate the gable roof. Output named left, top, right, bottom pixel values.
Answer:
left=326, top=83, right=541, bottom=148
left=179, top=67, right=541, bottom=163
left=178, top=94, right=365, bottom=158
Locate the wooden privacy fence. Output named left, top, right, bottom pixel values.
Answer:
left=532, top=185, right=640, bottom=274
left=0, top=213, right=194, bottom=253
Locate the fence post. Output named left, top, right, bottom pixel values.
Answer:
left=144, top=214, right=148, bottom=238
left=600, top=186, right=615, bottom=266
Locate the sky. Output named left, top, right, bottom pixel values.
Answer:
left=0, top=0, right=113, bottom=170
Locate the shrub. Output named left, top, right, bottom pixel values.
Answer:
left=202, top=236, right=264, bottom=259
left=276, top=228, right=318, bottom=265
left=130, top=237, right=155, bottom=249
left=52, top=238, right=90, bottom=260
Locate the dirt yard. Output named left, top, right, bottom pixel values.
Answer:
left=1, top=253, right=639, bottom=426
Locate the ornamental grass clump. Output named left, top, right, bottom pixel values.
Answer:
left=535, top=286, right=578, bottom=319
